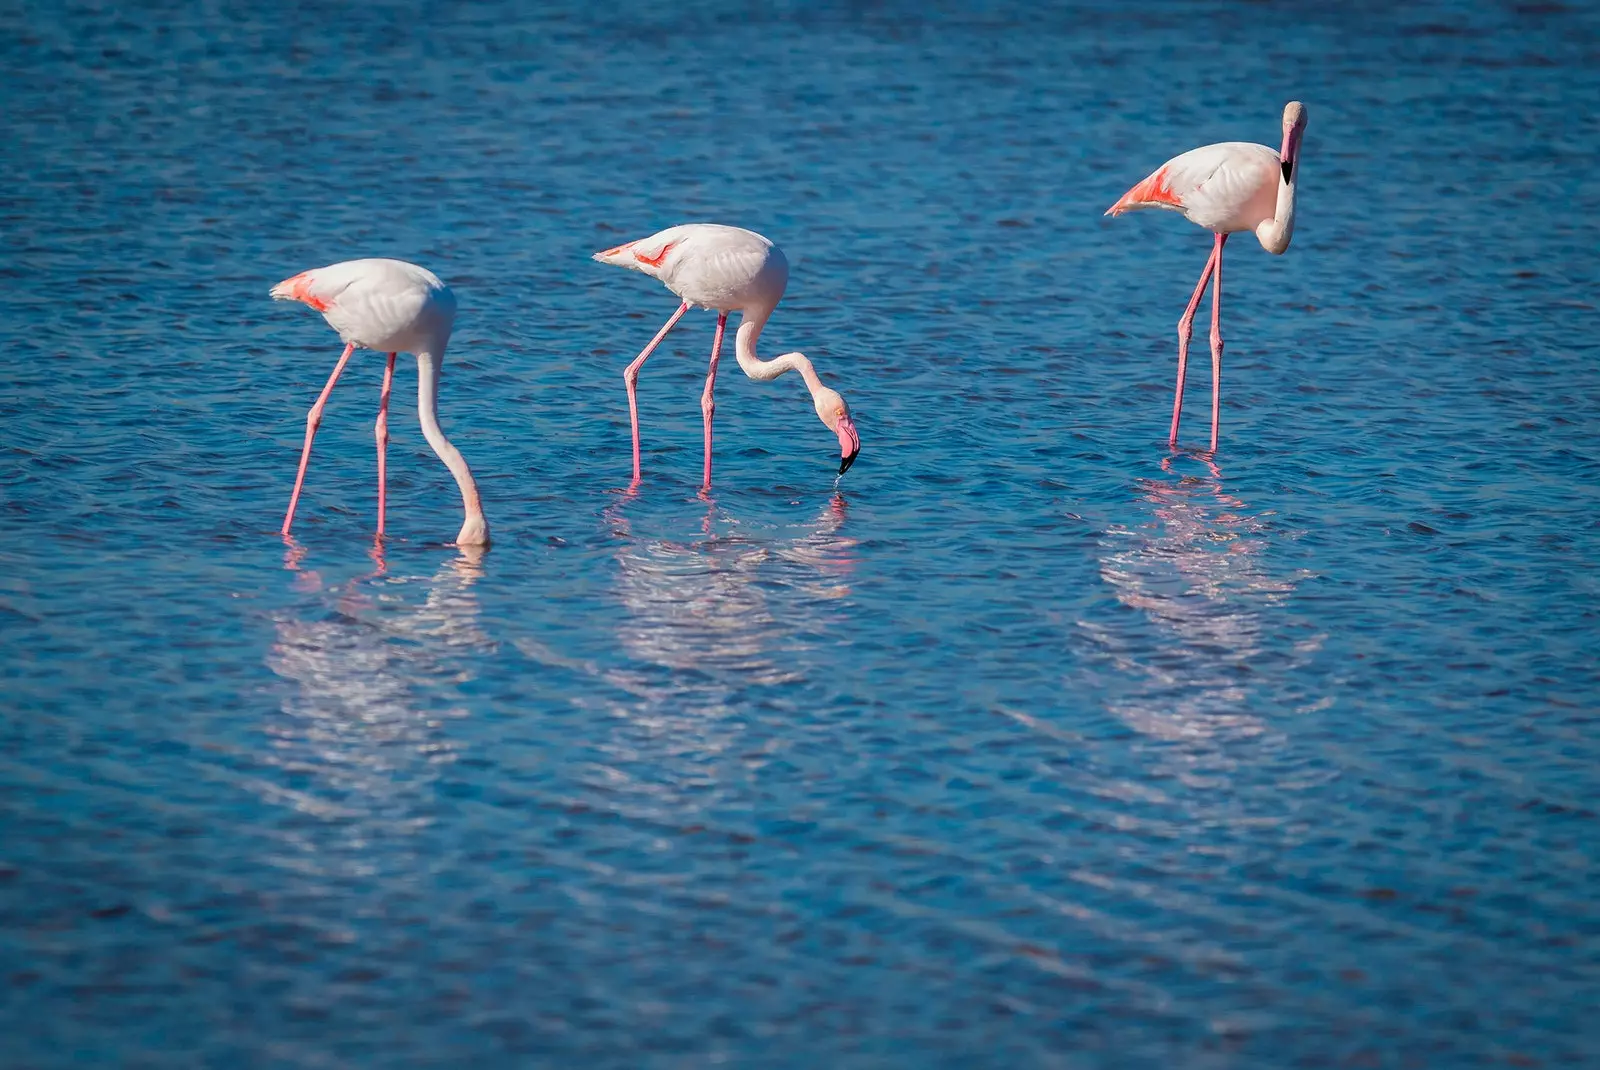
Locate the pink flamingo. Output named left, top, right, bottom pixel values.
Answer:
left=593, top=224, right=861, bottom=487
left=269, top=258, right=489, bottom=547
left=1107, top=101, right=1308, bottom=452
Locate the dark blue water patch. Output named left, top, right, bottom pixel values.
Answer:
left=2, top=0, right=1599, bottom=1066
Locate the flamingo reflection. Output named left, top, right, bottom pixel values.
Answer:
left=603, top=492, right=855, bottom=687
left=1088, top=454, right=1304, bottom=764
left=262, top=538, right=493, bottom=846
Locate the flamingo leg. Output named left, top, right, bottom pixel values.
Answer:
left=282, top=343, right=356, bottom=536
left=701, top=312, right=726, bottom=488
left=623, top=300, right=690, bottom=483
left=375, top=351, right=396, bottom=536
left=1171, top=238, right=1220, bottom=447
left=1209, top=233, right=1228, bottom=452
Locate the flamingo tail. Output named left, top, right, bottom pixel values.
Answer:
left=1105, top=167, right=1183, bottom=217
left=269, top=271, right=330, bottom=311
left=591, top=241, right=641, bottom=268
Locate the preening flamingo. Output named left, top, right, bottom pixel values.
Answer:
left=1107, top=101, right=1308, bottom=452
left=269, top=258, right=489, bottom=547
left=593, top=223, right=861, bottom=487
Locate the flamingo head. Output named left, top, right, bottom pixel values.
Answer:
left=815, top=387, right=860, bottom=475
left=1280, top=101, right=1308, bottom=183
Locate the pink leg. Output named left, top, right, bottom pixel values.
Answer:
left=623, top=300, right=690, bottom=483
left=282, top=343, right=355, bottom=536
left=1170, top=238, right=1220, bottom=447
left=701, top=312, right=726, bottom=488
left=1209, top=234, right=1228, bottom=453
left=375, top=351, right=396, bottom=536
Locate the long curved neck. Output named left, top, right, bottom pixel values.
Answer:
left=734, top=308, right=825, bottom=398
left=1256, top=177, right=1297, bottom=255
left=416, top=350, right=488, bottom=543
left=1256, top=132, right=1302, bottom=255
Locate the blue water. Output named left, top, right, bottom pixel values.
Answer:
left=3, top=0, right=1599, bottom=1065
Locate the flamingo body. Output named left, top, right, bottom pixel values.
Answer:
left=1107, top=142, right=1284, bottom=239
left=272, top=258, right=456, bottom=353
left=270, top=257, right=488, bottom=547
left=596, top=223, right=788, bottom=315
left=1106, top=102, right=1308, bottom=452
left=594, top=223, right=860, bottom=485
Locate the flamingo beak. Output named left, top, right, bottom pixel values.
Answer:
left=836, top=415, right=861, bottom=474
left=1280, top=121, right=1303, bottom=184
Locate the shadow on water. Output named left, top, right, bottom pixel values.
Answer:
left=1083, top=453, right=1312, bottom=787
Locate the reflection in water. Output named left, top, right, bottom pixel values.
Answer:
left=1087, top=455, right=1304, bottom=769
left=604, top=492, right=855, bottom=683
left=262, top=538, right=493, bottom=847
left=583, top=492, right=857, bottom=773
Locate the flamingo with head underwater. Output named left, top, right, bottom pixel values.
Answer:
left=1107, top=101, right=1308, bottom=452
left=593, top=223, right=861, bottom=488
left=269, top=257, right=489, bottom=547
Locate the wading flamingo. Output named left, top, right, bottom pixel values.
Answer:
left=593, top=223, right=861, bottom=487
left=269, top=258, right=489, bottom=547
left=1107, top=101, right=1308, bottom=452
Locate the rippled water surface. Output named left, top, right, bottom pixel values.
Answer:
left=4, top=0, right=1599, bottom=1065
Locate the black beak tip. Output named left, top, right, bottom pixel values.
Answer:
left=839, top=449, right=859, bottom=475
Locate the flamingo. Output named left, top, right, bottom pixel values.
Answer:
left=269, top=257, right=489, bottom=547
left=593, top=223, right=861, bottom=487
left=1107, top=101, right=1308, bottom=452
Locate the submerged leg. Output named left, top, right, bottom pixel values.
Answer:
left=1209, top=233, right=1228, bottom=453
left=623, top=300, right=691, bottom=484
left=375, top=351, right=396, bottom=536
left=1171, top=239, right=1219, bottom=448
left=282, top=343, right=356, bottom=536
left=701, top=312, right=726, bottom=488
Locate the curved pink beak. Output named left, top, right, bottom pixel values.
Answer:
left=836, top=415, right=861, bottom=475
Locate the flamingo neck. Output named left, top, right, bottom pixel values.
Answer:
left=734, top=311, right=824, bottom=398
left=1255, top=131, right=1301, bottom=255
left=416, top=350, right=489, bottom=546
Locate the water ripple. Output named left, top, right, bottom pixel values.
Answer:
left=2, top=0, right=1599, bottom=1065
